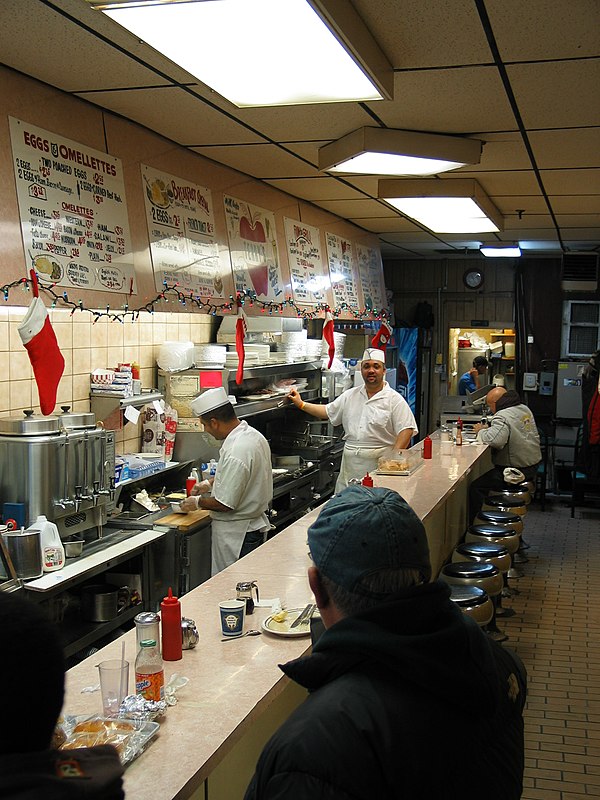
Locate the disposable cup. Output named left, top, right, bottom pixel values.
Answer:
left=219, top=599, right=245, bottom=637
left=97, top=659, right=129, bottom=717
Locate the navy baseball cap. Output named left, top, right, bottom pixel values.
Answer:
left=308, top=485, right=432, bottom=593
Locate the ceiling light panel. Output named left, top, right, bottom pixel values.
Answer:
left=319, top=128, right=482, bottom=176
left=91, top=0, right=393, bottom=107
left=480, top=245, right=522, bottom=257
left=379, top=179, right=503, bottom=234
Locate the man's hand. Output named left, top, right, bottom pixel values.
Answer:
left=190, top=479, right=212, bottom=496
left=179, top=495, right=200, bottom=513
left=287, top=388, right=302, bottom=407
left=472, top=423, right=485, bottom=435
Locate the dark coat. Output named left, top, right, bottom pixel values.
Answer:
left=245, top=581, right=526, bottom=800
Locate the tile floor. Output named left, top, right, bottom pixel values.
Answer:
left=500, top=499, right=600, bottom=798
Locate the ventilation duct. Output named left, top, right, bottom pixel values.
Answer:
left=561, top=253, right=599, bottom=292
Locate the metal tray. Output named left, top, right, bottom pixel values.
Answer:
left=375, top=460, right=424, bottom=477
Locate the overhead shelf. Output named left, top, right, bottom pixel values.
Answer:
left=90, top=390, right=163, bottom=425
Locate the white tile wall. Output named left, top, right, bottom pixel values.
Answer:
left=0, top=307, right=216, bottom=454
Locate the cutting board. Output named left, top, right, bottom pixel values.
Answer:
left=155, top=508, right=211, bottom=531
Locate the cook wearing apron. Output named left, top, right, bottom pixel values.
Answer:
left=288, top=348, right=418, bottom=491
left=181, top=388, right=272, bottom=574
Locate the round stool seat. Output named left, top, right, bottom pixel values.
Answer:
left=453, top=542, right=511, bottom=574
left=440, top=561, right=503, bottom=597
left=466, top=524, right=520, bottom=555
left=495, top=487, right=532, bottom=505
left=474, top=509, right=523, bottom=535
left=482, top=495, right=527, bottom=517
left=449, top=586, right=493, bottom=627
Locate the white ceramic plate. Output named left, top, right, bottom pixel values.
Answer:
left=261, top=607, right=313, bottom=637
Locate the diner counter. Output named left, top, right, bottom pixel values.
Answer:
left=64, top=435, right=491, bottom=800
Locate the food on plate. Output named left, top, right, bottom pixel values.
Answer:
left=271, top=608, right=288, bottom=623
left=34, top=254, right=62, bottom=280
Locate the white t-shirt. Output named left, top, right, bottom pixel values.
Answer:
left=211, top=420, right=273, bottom=523
left=325, top=382, right=418, bottom=447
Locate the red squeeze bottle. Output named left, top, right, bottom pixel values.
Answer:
left=423, top=435, right=432, bottom=459
left=361, top=473, right=374, bottom=487
left=161, top=587, right=182, bottom=661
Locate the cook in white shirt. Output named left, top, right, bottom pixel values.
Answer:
left=180, top=387, right=272, bottom=574
left=288, top=348, right=418, bottom=491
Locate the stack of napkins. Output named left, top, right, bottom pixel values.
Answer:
left=90, top=366, right=133, bottom=397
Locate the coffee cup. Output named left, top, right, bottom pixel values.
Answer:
left=219, top=599, right=245, bottom=637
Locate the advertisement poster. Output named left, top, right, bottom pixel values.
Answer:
left=284, top=218, right=329, bottom=305
left=142, top=165, right=223, bottom=297
left=325, top=232, right=360, bottom=310
left=395, top=327, right=419, bottom=415
left=356, top=243, right=385, bottom=312
left=223, top=195, right=283, bottom=300
left=9, top=116, right=136, bottom=293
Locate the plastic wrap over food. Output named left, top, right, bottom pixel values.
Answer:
left=58, top=715, right=159, bottom=765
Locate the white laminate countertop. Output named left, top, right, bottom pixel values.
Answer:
left=64, top=437, right=490, bottom=800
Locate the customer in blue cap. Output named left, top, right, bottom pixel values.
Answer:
left=245, top=486, right=526, bottom=800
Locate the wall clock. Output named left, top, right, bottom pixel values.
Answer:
left=463, top=269, right=484, bottom=290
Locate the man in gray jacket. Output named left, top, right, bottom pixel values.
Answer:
left=469, top=387, right=542, bottom=521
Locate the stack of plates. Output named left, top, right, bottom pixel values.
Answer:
left=306, top=339, right=323, bottom=359
left=244, top=343, right=270, bottom=360
left=225, top=351, right=260, bottom=367
left=194, top=344, right=226, bottom=367
left=274, top=329, right=309, bottom=361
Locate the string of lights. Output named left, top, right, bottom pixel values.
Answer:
left=1, top=276, right=389, bottom=322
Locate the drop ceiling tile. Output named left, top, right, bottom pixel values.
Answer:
left=348, top=217, right=415, bottom=233
left=541, top=169, right=600, bottom=194
left=373, top=67, right=517, bottom=133
left=190, top=144, right=320, bottom=178
left=550, top=196, right=600, bottom=213
left=265, top=178, right=366, bottom=202
left=236, top=104, right=374, bottom=142
left=503, top=217, right=558, bottom=230
left=529, top=129, right=600, bottom=169
left=281, top=141, right=329, bottom=165
left=486, top=0, right=600, bottom=60
left=316, top=199, right=398, bottom=217
left=461, top=171, right=539, bottom=194
left=555, top=214, right=600, bottom=226
left=465, top=133, right=531, bottom=171
left=0, top=0, right=174, bottom=91
left=492, top=196, right=549, bottom=214
left=507, top=61, right=600, bottom=128
left=75, top=86, right=265, bottom=146
left=354, top=0, right=492, bottom=69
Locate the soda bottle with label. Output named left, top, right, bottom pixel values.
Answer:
left=135, top=639, right=165, bottom=702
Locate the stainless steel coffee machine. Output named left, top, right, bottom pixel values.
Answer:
left=0, top=409, right=115, bottom=539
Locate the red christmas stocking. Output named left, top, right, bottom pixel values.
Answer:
left=370, top=320, right=393, bottom=352
left=323, top=311, right=335, bottom=369
left=19, top=296, right=65, bottom=415
left=235, top=302, right=248, bottom=385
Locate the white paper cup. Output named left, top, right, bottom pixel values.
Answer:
left=219, top=600, right=245, bottom=637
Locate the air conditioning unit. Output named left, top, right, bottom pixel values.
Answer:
left=561, top=252, right=599, bottom=292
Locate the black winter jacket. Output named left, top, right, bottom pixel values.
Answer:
left=245, top=581, right=526, bottom=800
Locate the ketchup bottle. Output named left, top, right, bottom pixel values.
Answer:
left=361, top=473, right=374, bottom=487
left=161, top=587, right=182, bottom=661
left=423, top=435, right=432, bottom=459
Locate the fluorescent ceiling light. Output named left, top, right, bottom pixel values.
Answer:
left=319, top=128, right=482, bottom=176
left=480, top=245, right=521, bottom=257
left=89, top=0, right=393, bottom=107
left=378, top=179, right=503, bottom=234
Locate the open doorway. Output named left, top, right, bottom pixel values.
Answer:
left=448, top=325, right=516, bottom=396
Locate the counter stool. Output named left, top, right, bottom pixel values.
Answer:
left=452, top=541, right=514, bottom=618
left=481, top=497, right=529, bottom=564
left=449, top=585, right=493, bottom=627
left=473, top=509, right=523, bottom=536
left=482, top=494, right=528, bottom=518
left=494, top=487, right=532, bottom=506
left=466, top=524, right=521, bottom=595
left=440, top=562, right=507, bottom=642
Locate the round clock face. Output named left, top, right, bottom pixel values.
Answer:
left=463, top=269, right=484, bottom=289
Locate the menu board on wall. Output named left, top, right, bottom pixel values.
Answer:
left=223, top=195, right=283, bottom=301
left=356, top=244, right=386, bottom=311
left=284, top=218, right=329, bottom=305
left=9, top=117, right=136, bottom=293
left=141, top=165, right=223, bottom=297
left=325, top=232, right=360, bottom=311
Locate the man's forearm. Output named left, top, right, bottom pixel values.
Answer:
left=394, top=429, right=413, bottom=450
left=197, top=496, right=232, bottom=513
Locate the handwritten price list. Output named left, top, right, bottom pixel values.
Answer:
left=9, top=117, right=135, bottom=293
